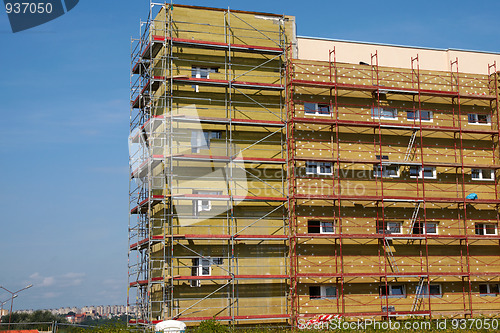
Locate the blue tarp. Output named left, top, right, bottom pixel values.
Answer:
left=466, top=193, right=478, bottom=200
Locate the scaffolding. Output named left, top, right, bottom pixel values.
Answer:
left=129, top=2, right=294, bottom=328
left=129, top=2, right=500, bottom=329
left=287, top=48, right=500, bottom=322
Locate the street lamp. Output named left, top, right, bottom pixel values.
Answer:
left=0, top=284, right=33, bottom=330
left=1, top=295, right=17, bottom=317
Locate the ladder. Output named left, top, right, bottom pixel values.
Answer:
left=384, top=238, right=399, bottom=273
left=404, top=130, right=418, bottom=161
left=407, top=202, right=421, bottom=245
left=411, top=277, right=426, bottom=312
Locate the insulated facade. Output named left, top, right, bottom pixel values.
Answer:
left=288, top=54, right=500, bottom=321
left=129, top=3, right=294, bottom=327
left=129, top=2, right=500, bottom=328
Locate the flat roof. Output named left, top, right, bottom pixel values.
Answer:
left=172, top=3, right=284, bottom=18
left=298, top=35, right=500, bottom=56
left=297, top=36, right=500, bottom=74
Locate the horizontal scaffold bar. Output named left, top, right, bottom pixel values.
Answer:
left=292, top=194, right=500, bottom=204
left=290, top=117, right=499, bottom=135
left=291, top=156, right=500, bottom=169
left=291, top=79, right=497, bottom=100
left=130, top=234, right=288, bottom=250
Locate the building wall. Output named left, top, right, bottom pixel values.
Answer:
left=298, top=37, right=500, bottom=74
left=130, top=4, right=500, bottom=326
left=129, top=4, right=295, bottom=325
left=289, top=45, right=500, bottom=320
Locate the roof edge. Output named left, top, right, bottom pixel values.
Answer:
left=172, top=3, right=284, bottom=18
left=297, top=35, right=500, bottom=56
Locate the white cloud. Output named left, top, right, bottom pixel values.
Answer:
left=42, top=292, right=60, bottom=299
left=102, top=278, right=124, bottom=290
left=60, top=273, right=85, bottom=287
left=29, top=272, right=86, bottom=288
left=41, top=277, right=55, bottom=287
left=29, top=272, right=54, bottom=287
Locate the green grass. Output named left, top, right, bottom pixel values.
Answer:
left=4, top=318, right=500, bottom=332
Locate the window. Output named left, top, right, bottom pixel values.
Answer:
left=307, top=220, right=335, bottom=234
left=373, top=165, right=400, bottom=178
left=191, top=130, right=222, bottom=153
left=304, top=102, right=331, bottom=116
left=471, top=169, right=494, bottom=181
left=409, top=166, right=436, bottom=179
left=376, top=155, right=389, bottom=160
left=371, top=107, right=397, bottom=119
left=412, top=222, right=438, bottom=235
left=377, top=221, right=402, bottom=234
left=407, top=110, right=433, bottom=122
left=425, top=222, right=437, bottom=234
left=479, top=284, right=499, bottom=296
left=197, top=199, right=211, bottom=212
left=372, top=156, right=397, bottom=178
left=416, top=284, right=442, bottom=298
left=192, top=66, right=218, bottom=79
left=209, top=131, right=222, bottom=139
left=309, top=285, right=337, bottom=299
left=191, top=66, right=218, bottom=92
left=475, top=223, right=497, bottom=235
left=468, top=113, right=491, bottom=125
left=191, top=257, right=223, bottom=287
left=193, top=190, right=222, bottom=216
left=380, top=284, right=406, bottom=298
left=193, top=258, right=211, bottom=276
left=305, top=161, right=333, bottom=176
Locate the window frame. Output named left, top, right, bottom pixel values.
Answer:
left=471, top=169, right=494, bottom=181
left=409, top=166, right=437, bottom=179
left=193, top=190, right=222, bottom=216
left=191, top=66, right=218, bottom=79
left=424, top=222, right=438, bottom=234
left=194, top=257, right=211, bottom=277
left=406, top=110, right=433, bottom=122
left=209, top=131, right=222, bottom=140
left=373, top=165, right=400, bottom=178
left=475, top=223, right=498, bottom=236
left=412, top=222, right=438, bottom=235
left=305, top=161, right=333, bottom=176
left=382, top=305, right=396, bottom=313
left=309, top=285, right=337, bottom=300
left=416, top=284, right=442, bottom=298
left=479, top=283, right=499, bottom=296
left=191, top=66, right=219, bottom=92
left=371, top=107, right=398, bottom=120
left=191, top=130, right=222, bottom=153
left=468, top=113, right=491, bottom=125
left=379, top=284, right=406, bottom=299
left=307, top=220, right=335, bottom=234
left=304, top=102, right=331, bottom=116
left=191, top=257, right=223, bottom=287
left=377, top=221, right=403, bottom=235
left=198, top=199, right=211, bottom=212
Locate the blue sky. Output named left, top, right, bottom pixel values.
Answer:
left=0, top=0, right=499, bottom=311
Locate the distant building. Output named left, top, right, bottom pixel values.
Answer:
left=16, top=305, right=134, bottom=317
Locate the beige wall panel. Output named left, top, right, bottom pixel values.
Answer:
left=297, top=37, right=500, bottom=75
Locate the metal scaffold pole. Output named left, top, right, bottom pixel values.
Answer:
left=130, top=3, right=291, bottom=329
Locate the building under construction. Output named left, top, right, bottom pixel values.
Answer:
left=128, top=2, right=500, bottom=328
